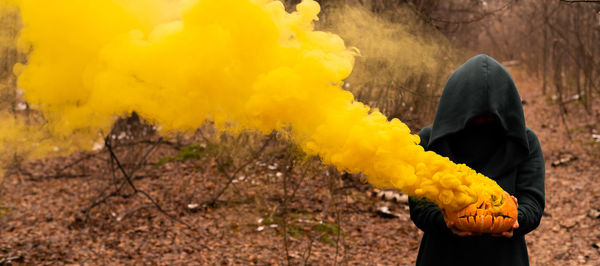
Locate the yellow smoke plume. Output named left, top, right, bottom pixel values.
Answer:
left=0, top=0, right=504, bottom=211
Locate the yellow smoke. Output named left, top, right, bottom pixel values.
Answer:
left=333, top=6, right=442, bottom=84
left=321, top=5, right=457, bottom=118
left=0, top=0, right=504, bottom=211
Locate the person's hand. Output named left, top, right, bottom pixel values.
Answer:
left=445, top=220, right=477, bottom=237
left=442, top=209, right=478, bottom=237
left=492, top=196, right=519, bottom=238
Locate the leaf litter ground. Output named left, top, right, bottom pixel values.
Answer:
left=1, top=68, right=599, bottom=265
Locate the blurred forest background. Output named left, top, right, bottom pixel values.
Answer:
left=1, top=0, right=600, bottom=265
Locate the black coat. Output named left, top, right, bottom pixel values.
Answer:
left=409, top=54, right=545, bottom=266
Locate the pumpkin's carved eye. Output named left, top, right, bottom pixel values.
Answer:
left=490, top=193, right=504, bottom=207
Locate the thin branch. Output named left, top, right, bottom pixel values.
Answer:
left=51, top=153, right=98, bottom=177
left=84, top=138, right=160, bottom=214
left=302, top=232, right=326, bottom=266
left=104, top=137, right=192, bottom=228
left=288, top=172, right=311, bottom=204
left=333, top=180, right=342, bottom=266
left=557, top=102, right=573, bottom=142
left=82, top=179, right=128, bottom=214
left=206, top=132, right=275, bottom=207
left=31, top=139, right=174, bottom=181
left=108, top=138, right=181, bottom=149
left=282, top=160, right=290, bottom=266
left=81, top=136, right=192, bottom=229
left=430, top=2, right=514, bottom=25
left=406, top=0, right=516, bottom=27
left=20, top=152, right=99, bottom=181
left=279, top=149, right=298, bottom=265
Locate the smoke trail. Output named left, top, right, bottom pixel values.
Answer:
left=0, top=0, right=504, bottom=211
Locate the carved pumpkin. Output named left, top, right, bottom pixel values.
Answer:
left=444, top=191, right=517, bottom=234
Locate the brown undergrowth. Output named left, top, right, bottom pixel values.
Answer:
left=1, top=69, right=599, bottom=265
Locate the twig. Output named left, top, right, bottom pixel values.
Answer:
left=53, top=153, right=98, bottom=176
left=20, top=153, right=99, bottom=181
left=323, top=168, right=344, bottom=266
left=83, top=137, right=159, bottom=214
left=282, top=169, right=290, bottom=265
left=406, top=0, right=515, bottom=26
left=302, top=232, right=326, bottom=265
left=28, top=153, right=98, bottom=180
left=81, top=137, right=192, bottom=229
left=107, top=138, right=181, bottom=149
left=83, top=179, right=128, bottom=214
left=557, top=102, right=573, bottom=142
left=103, top=137, right=192, bottom=229
left=205, top=132, right=275, bottom=207
left=38, top=139, right=174, bottom=181
left=288, top=172, right=310, bottom=204
left=266, top=152, right=310, bottom=217
left=281, top=152, right=296, bottom=266
left=333, top=189, right=341, bottom=266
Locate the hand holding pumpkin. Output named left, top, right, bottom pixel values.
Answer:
left=442, top=191, right=518, bottom=236
left=491, top=196, right=519, bottom=238
left=445, top=219, right=477, bottom=237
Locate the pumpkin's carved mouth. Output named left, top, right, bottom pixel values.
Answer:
left=457, top=214, right=513, bottom=223
left=458, top=214, right=512, bottom=219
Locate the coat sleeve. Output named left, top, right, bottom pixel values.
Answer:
left=408, top=126, right=452, bottom=235
left=409, top=196, right=453, bottom=235
left=514, top=129, right=545, bottom=236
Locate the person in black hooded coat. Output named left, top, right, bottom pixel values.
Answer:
left=409, top=54, right=545, bottom=266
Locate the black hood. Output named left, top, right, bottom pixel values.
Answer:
left=427, top=54, right=530, bottom=177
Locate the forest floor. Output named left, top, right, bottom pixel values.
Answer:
left=1, top=67, right=599, bottom=265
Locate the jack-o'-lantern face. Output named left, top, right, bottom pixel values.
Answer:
left=444, top=191, right=517, bottom=234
